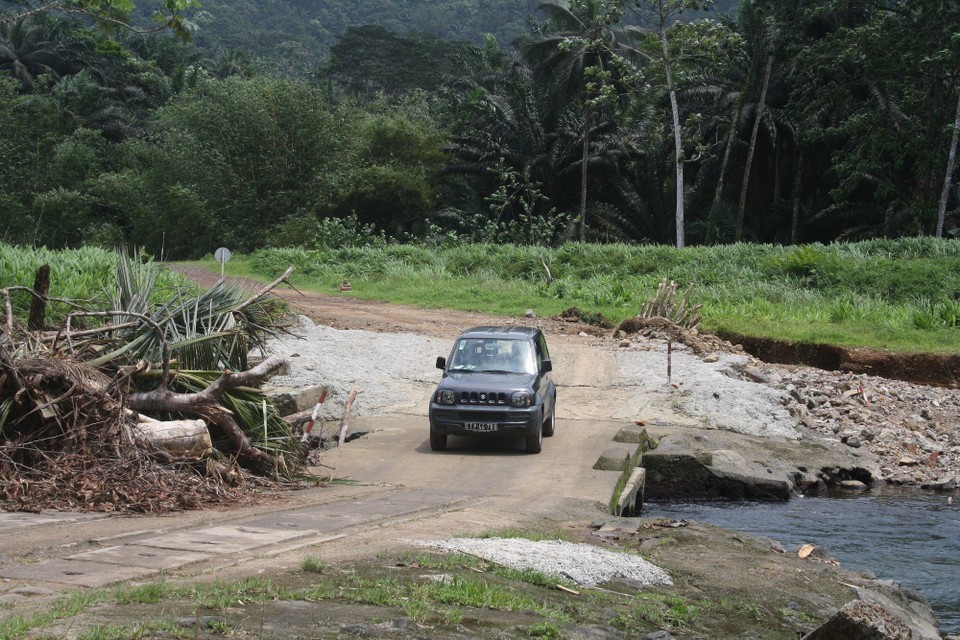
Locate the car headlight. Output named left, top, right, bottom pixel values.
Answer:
left=436, top=389, right=456, bottom=405
left=511, top=391, right=532, bottom=407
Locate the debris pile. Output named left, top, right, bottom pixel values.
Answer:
left=1, top=256, right=305, bottom=513
left=687, top=344, right=960, bottom=488
left=0, top=354, right=251, bottom=512
left=775, top=366, right=960, bottom=488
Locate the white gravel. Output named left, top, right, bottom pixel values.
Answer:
left=263, top=315, right=445, bottom=418
left=263, top=315, right=800, bottom=439
left=424, top=537, right=672, bottom=588
left=612, top=341, right=800, bottom=439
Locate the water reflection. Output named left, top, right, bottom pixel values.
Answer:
left=646, top=488, right=959, bottom=633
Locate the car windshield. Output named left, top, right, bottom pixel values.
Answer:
left=448, top=338, right=537, bottom=374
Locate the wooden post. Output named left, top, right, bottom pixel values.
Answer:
left=338, top=386, right=358, bottom=446
left=667, top=341, right=672, bottom=385
left=28, top=265, right=50, bottom=331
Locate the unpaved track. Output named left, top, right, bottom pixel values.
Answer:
left=0, top=265, right=653, bottom=586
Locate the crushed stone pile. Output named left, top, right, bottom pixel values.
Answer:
left=424, top=537, right=673, bottom=588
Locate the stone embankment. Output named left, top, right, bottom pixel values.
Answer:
left=626, top=321, right=959, bottom=491
left=744, top=361, right=958, bottom=490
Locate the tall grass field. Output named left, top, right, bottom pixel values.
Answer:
left=231, top=238, right=960, bottom=354
left=0, top=243, right=188, bottom=323
left=4, top=239, right=960, bottom=353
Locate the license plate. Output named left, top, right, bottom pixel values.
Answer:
left=465, top=422, right=498, bottom=432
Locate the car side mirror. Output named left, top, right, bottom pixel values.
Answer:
left=436, top=356, right=446, bottom=370
left=541, top=359, right=552, bottom=373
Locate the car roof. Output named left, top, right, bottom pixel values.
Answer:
left=457, top=326, right=541, bottom=340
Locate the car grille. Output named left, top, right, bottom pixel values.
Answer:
left=459, top=391, right=507, bottom=405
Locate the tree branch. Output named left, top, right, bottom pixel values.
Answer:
left=231, top=266, right=295, bottom=315
left=127, top=356, right=286, bottom=471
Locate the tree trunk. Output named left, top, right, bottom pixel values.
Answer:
left=791, top=150, right=804, bottom=245
left=936, top=90, right=960, bottom=238
left=28, top=265, right=50, bottom=331
left=127, top=356, right=285, bottom=471
left=661, top=29, right=684, bottom=249
left=735, top=55, right=774, bottom=242
left=712, top=103, right=743, bottom=209
left=580, top=103, right=591, bottom=242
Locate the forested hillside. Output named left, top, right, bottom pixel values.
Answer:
left=177, top=0, right=739, bottom=71
left=0, top=0, right=957, bottom=259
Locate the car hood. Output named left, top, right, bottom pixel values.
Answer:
left=442, top=371, right=536, bottom=388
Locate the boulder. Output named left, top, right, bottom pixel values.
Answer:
left=613, top=425, right=652, bottom=449
left=804, top=584, right=941, bottom=640
left=803, top=600, right=912, bottom=640
left=642, top=435, right=793, bottom=500
left=262, top=383, right=328, bottom=416
left=921, top=475, right=956, bottom=491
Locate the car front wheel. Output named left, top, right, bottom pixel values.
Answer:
left=543, top=410, right=555, bottom=437
left=430, top=430, right=447, bottom=451
left=526, top=421, right=542, bottom=454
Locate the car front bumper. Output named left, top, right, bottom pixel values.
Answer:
left=429, top=403, right=543, bottom=437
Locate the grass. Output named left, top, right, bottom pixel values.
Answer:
left=0, top=589, right=107, bottom=640
left=4, top=546, right=820, bottom=639
left=0, top=242, right=189, bottom=325
left=300, top=555, right=328, bottom=573
left=5, top=239, right=959, bottom=352
left=200, top=237, right=960, bottom=354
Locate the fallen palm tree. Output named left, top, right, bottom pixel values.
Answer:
left=0, top=251, right=303, bottom=512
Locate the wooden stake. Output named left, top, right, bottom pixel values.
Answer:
left=338, top=386, right=358, bottom=446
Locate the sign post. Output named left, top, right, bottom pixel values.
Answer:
left=214, top=247, right=232, bottom=279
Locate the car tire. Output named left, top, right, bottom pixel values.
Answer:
left=430, top=430, right=447, bottom=451
left=543, top=410, right=555, bottom=437
left=526, top=422, right=542, bottom=454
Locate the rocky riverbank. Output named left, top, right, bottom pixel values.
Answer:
left=620, top=321, right=960, bottom=491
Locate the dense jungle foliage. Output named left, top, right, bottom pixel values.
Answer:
left=1, top=0, right=958, bottom=258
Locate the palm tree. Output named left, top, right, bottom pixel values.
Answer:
left=0, top=17, right=59, bottom=89
left=633, top=0, right=711, bottom=248
left=521, top=0, right=635, bottom=241
left=936, top=91, right=960, bottom=238
left=734, top=53, right=773, bottom=241
left=208, top=48, right=253, bottom=80
left=443, top=56, right=644, bottom=244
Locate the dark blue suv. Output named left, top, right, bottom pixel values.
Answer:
left=428, top=326, right=557, bottom=454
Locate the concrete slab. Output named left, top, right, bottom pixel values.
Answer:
left=0, top=511, right=107, bottom=532
left=67, top=545, right=211, bottom=570
left=0, top=560, right=158, bottom=588
left=240, top=488, right=473, bottom=532
left=136, top=525, right=317, bottom=554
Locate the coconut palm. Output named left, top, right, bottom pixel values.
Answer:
left=0, top=17, right=59, bottom=89
left=444, top=55, right=645, bottom=244
left=520, top=0, right=637, bottom=241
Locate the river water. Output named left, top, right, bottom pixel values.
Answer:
left=646, top=488, right=959, bottom=634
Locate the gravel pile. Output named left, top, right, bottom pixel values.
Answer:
left=424, top=537, right=672, bottom=587
left=610, top=341, right=801, bottom=439
left=264, top=315, right=445, bottom=418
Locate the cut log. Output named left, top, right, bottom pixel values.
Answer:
left=131, top=417, right=213, bottom=460
left=128, top=356, right=286, bottom=471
